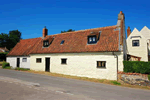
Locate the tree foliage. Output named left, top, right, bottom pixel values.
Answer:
left=0, top=30, right=22, bottom=50
left=61, top=29, right=75, bottom=33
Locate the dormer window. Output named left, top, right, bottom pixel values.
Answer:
left=88, top=36, right=97, bottom=44
left=60, top=40, right=64, bottom=45
left=43, top=40, right=49, bottom=47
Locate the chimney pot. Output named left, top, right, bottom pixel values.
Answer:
left=43, top=26, right=48, bottom=37
left=120, top=11, right=123, bottom=14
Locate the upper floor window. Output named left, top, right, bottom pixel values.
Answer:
left=132, top=40, right=139, bottom=47
left=88, top=36, right=97, bottom=44
left=60, top=40, right=65, bottom=45
left=43, top=40, right=49, bottom=47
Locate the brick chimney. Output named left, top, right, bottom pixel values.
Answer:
left=127, top=26, right=131, bottom=37
left=117, top=11, right=125, bottom=46
left=43, top=26, right=48, bottom=37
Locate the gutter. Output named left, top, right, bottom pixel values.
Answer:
left=112, top=52, right=118, bottom=81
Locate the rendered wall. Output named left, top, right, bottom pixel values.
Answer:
left=30, top=52, right=123, bottom=80
left=6, top=56, right=30, bottom=69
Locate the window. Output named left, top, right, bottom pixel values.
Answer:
left=60, top=40, right=64, bottom=45
left=132, top=40, right=139, bottom=47
left=36, top=58, right=42, bottom=63
left=61, top=58, right=67, bottom=64
left=97, top=61, right=106, bottom=68
left=43, top=40, right=49, bottom=47
left=88, top=36, right=97, bottom=44
left=22, top=58, right=27, bottom=62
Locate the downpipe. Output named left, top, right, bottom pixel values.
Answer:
left=112, top=52, right=118, bottom=81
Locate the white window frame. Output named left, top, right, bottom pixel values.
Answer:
left=22, top=58, right=27, bottom=62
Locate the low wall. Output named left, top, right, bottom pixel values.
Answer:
left=118, top=71, right=150, bottom=86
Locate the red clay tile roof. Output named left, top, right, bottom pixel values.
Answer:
left=30, top=26, right=120, bottom=54
left=7, top=26, right=120, bottom=56
left=7, top=38, right=42, bottom=56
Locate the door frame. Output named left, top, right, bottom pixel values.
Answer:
left=45, top=57, right=50, bottom=72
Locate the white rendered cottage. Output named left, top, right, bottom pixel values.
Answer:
left=7, top=11, right=127, bottom=80
left=29, top=11, right=127, bottom=80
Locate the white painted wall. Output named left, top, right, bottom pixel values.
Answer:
left=6, top=56, right=30, bottom=69
left=30, top=52, right=123, bottom=80
left=127, top=28, right=148, bottom=61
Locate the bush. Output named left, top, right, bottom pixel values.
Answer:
left=15, top=68, right=30, bottom=71
left=123, top=61, right=150, bottom=74
left=4, top=66, right=11, bottom=69
left=2, top=62, right=10, bottom=68
left=148, top=75, right=150, bottom=81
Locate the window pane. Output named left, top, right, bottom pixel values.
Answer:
left=89, top=37, right=92, bottom=42
left=22, top=58, right=27, bottom=62
left=93, top=37, right=95, bottom=41
left=97, top=61, right=106, bottom=68
left=61, top=58, right=67, bottom=64
left=36, top=58, right=42, bottom=63
left=132, top=40, right=139, bottom=46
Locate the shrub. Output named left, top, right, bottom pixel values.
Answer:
left=2, top=62, right=10, bottom=68
left=148, top=75, right=150, bottom=81
left=4, top=66, right=11, bottom=69
left=123, top=61, right=150, bottom=74
left=111, top=81, right=121, bottom=85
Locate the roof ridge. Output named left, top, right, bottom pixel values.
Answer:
left=46, top=25, right=117, bottom=37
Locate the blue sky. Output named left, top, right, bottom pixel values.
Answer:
left=0, top=0, right=149, bottom=39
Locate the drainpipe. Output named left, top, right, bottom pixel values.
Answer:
left=112, top=52, right=118, bottom=81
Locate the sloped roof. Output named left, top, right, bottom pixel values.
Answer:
left=7, top=25, right=120, bottom=56
left=7, top=38, right=42, bottom=56
left=30, top=26, right=120, bottom=54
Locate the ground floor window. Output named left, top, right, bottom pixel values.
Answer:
left=97, top=61, right=106, bottom=68
left=22, top=58, right=27, bottom=62
left=61, top=58, right=67, bottom=64
left=36, top=58, right=42, bottom=63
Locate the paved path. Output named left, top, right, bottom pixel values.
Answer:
left=0, top=69, right=150, bottom=100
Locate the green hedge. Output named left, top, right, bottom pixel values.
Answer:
left=2, top=62, right=10, bottom=68
left=148, top=75, right=150, bottom=81
left=0, top=52, right=8, bottom=61
left=123, top=61, right=150, bottom=74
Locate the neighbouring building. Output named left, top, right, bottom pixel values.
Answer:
left=0, top=47, right=9, bottom=53
left=126, top=26, right=150, bottom=61
left=7, top=11, right=127, bottom=80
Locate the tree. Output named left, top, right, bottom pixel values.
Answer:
left=61, top=29, right=75, bottom=33
left=0, top=30, right=22, bottom=50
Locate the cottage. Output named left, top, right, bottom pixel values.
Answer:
left=126, top=26, right=150, bottom=61
left=7, top=11, right=126, bottom=80
left=6, top=38, right=41, bottom=69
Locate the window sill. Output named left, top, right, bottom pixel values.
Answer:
left=97, top=67, right=106, bottom=69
